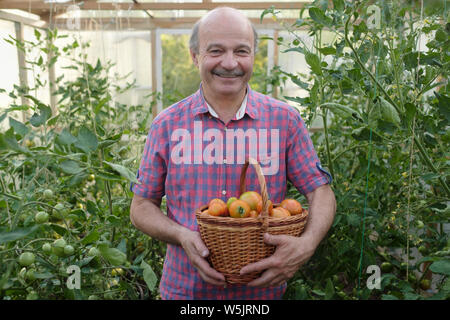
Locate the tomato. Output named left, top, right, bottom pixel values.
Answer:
left=229, top=200, right=251, bottom=218
left=208, top=198, right=228, bottom=216
left=52, top=238, right=67, bottom=257
left=226, top=197, right=238, bottom=209
left=420, top=279, right=431, bottom=290
left=26, top=291, right=39, bottom=300
left=88, top=295, right=99, bottom=300
left=416, top=220, right=425, bottom=229
left=42, top=243, right=52, bottom=254
left=35, top=211, right=49, bottom=224
left=418, top=245, right=427, bottom=255
left=271, top=207, right=291, bottom=218
left=26, top=269, right=36, bottom=281
left=43, top=189, right=53, bottom=199
left=88, top=174, right=96, bottom=182
left=18, top=252, right=35, bottom=267
left=280, top=199, right=303, bottom=215
left=64, top=245, right=75, bottom=256
left=249, top=210, right=259, bottom=217
left=53, top=203, right=68, bottom=219
left=88, top=247, right=100, bottom=257
left=381, top=262, right=393, bottom=273
left=239, top=191, right=262, bottom=213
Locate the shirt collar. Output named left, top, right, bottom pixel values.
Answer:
left=191, top=83, right=259, bottom=120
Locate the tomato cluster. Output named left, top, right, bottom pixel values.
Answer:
left=202, top=191, right=304, bottom=218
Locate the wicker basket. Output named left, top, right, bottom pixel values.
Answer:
left=195, top=157, right=309, bottom=284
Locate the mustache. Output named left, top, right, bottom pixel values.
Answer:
left=212, top=68, right=244, bottom=77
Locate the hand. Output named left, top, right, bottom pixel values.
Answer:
left=239, top=233, right=316, bottom=288
left=179, top=229, right=227, bottom=286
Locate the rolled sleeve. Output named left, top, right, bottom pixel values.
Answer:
left=286, top=110, right=332, bottom=195
left=130, top=120, right=167, bottom=199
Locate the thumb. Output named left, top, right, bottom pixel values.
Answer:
left=264, top=233, right=286, bottom=246
left=194, top=237, right=209, bottom=258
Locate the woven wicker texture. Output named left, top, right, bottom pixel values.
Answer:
left=195, top=157, right=309, bottom=284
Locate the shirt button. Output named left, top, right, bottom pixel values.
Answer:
left=223, top=159, right=227, bottom=164
left=222, top=190, right=227, bottom=195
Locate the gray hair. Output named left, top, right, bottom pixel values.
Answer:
left=189, top=10, right=259, bottom=54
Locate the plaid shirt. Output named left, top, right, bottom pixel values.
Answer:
left=131, top=85, right=331, bottom=300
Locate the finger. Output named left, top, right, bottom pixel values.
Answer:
left=264, top=233, right=289, bottom=246
left=246, top=269, right=278, bottom=288
left=192, top=233, right=209, bottom=258
left=195, top=257, right=226, bottom=284
left=240, top=256, right=278, bottom=275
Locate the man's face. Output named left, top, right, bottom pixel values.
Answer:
left=191, top=13, right=255, bottom=98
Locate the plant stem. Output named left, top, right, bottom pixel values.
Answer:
left=344, top=12, right=450, bottom=198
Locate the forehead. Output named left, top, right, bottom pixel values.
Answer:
left=198, top=12, right=254, bottom=48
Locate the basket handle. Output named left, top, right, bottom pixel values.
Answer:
left=239, top=157, right=270, bottom=231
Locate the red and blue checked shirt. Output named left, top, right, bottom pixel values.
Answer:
left=131, top=85, right=332, bottom=300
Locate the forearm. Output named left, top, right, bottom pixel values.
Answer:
left=302, top=184, right=336, bottom=248
left=130, top=194, right=187, bottom=246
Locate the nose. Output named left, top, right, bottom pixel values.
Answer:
left=220, top=50, right=238, bottom=70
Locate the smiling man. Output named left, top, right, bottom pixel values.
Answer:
left=130, top=7, right=336, bottom=300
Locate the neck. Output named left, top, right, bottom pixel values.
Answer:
left=202, top=86, right=247, bottom=122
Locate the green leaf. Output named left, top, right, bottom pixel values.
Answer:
left=309, top=7, right=332, bottom=26
left=74, top=126, right=98, bottom=153
left=58, top=160, right=83, bottom=175
left=0, top=225, right=39, bottom=244
left=305, top=52, right=322, bottom=75
left=98, top=243, right=126, bottom=266
left=0, top=129, right=30, bottom=154
left=429, top=259, right=450, bottom=275
left=333, top=0, right=345, bottom=12
left=56, top=128, right=77, bottom=146
left=29, top=104, right=52, bottom=127
left=378, top=97, right=400, bottom=125
left=81, top=229, right=100, bottom=245
left=317, top=46, right=336, bottom=55
left=319, top=103, right=361, bottom=119
left=9, top=117, right=29, bottom=137
left=325, top=278, right=335, bottom=299
left=104, top=161, right=140, bottom=184
left=140, top=260, right=158, bottom=291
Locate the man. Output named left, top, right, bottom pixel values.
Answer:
left=130, top=7, right=336, bottom=300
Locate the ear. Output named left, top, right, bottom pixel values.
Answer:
left=190, top=49, right=199, bottom=68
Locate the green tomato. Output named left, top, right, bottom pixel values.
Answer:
left=26, top=269, right=36, bottom=281
left=26, top=291, right=39, bottom=300
left=420, top=279, right=431, bottom=290
left=64, top=245, right=75, bottom=256
left=43, top=189, right=53, bottom=199
left=88, top=174, right=96, bottom=182
left=418, top=245, right=427, bottom=255
left=35, top=211, right=49, bottom=224
left=53, top=238, right=67, bottom=248
left=19, top=267, right=27, bottom=279
left=42, top=243, right=52, bottom=254
left=416, top=220, right=425, bottom=229
left=88, top=247, right=100, bottom=257
left=88, top=295, right=99, bottom=300
left=52, top=239, right=67, bottom=257
left=381, top=262, right=393, bottom=273
left=18, top=252, right=35, bottom=267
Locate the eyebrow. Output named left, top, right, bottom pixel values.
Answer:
left=206, top=43, right=252, bottom=51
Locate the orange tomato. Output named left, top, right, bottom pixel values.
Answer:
left=229, top=200, right=251, bottom=218
left=239, top=191, right=263, bottom=213
left=208, top=198, right=228, bottom=216
left=271, top=207, right=291, bottom=218
left=280, top=198, right=303, bottom=215
left=249, top=210, right=259, bottom=218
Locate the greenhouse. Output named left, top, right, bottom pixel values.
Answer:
left=0, top=0, right=448, bottom=302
